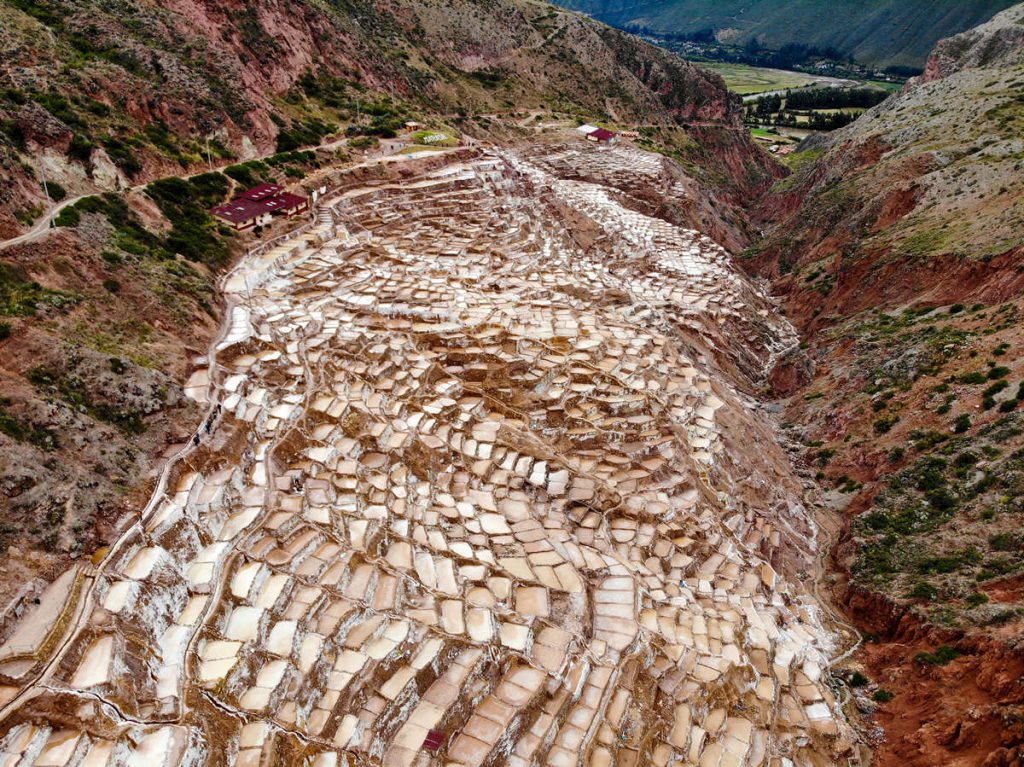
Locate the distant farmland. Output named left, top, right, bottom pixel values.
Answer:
left=696, top=62, right=819, bottom=95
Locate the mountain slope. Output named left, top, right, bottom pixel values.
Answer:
left=557, top=0, right=1018, bottom=68
left=748, top=4, right=1024, bottom=322
left=745, top=6, right=1024, bottom=765
left=0, top=0, right=776, bottom=237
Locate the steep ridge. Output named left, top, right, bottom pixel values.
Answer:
left=556, top=0, right=1017, bottom=68
left=746, top=6, right=1024, bottom=766
left=0, top=0, right=775, bottom=237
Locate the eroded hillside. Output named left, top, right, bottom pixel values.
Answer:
left=0, top=0, right=775, bottom=236
left=745, top=6, right=1024, bottom=766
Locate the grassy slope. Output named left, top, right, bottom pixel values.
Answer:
left=559, top=0, right=1017, bottom=67
left=697, top=62, right=818, bottom=95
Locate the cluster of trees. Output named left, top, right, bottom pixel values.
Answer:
left=621, top=23, right=847, bottom=69
left=621, top=23, right=923, bottom=81
left=785, top=86, right=889, bottom=110
left=743, top=39, right=848, bottom=70
left=749, top=93, right=784, bottom=120
left=621, top=24, right=716, bottom=43
left=744, top=86, right=889, bottom=131
left=770, top=110, right=860, bottom=130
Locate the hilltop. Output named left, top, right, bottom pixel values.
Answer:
left=557, top=0, right=1017, bottom=68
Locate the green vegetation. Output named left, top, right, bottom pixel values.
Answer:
left=695, top=62, right=816, bottom=95
left=744, top=86, right=889, bottom=131
left=848, top=671, right=869, bottom=687
left=898, top=228, right=948, bottom=260
left=145, top=177, right=231, bottom=266
left=46, top=181, right=67, bottom=202
left=914, top=645, right=962, bottom=666
left=223, top=161, right=270, bottom=189
left=296, top=69, right=353, bottom=109
left=873, top=415, right=899, bottom=434
left=906, top=580, right=937, bottom=600
left=54, top=176, right=234, bottom=266
left=0, top=262, right=78, bottom=316
left=56, top=193, right=165, bottom=255
left=966, top=592, right=989, bottom=607
left=275, top=116, right=337, bottom=152
left=55, top=176, right=233, bottom=268
left=224, top=150, right=319, bottom=188
left=572, top=0, right=1012, bottom=69
left=27, top=364, right=147, bottom=435
left=776, top=146, right=824, bottom=175
left=853, top=406, right=1024, bottom=627
left=959, top=370, right=988, bottom=384
left=0, top=397, right=57, bottom=451
left=410, top=130, right=459, bottom=147
left=867, top=80, right=904, bottom=94
left=349, top=136, right=379, bottom=150
left=873, top=689, right=894, bottom=703
left=745, top=91, right=866, bottom=130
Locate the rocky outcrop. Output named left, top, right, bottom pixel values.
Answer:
left=922, top=5, right=1024, bottom=80
left=747, top=3, right=1024, bottom=331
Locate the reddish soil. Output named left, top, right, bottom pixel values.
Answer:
left=859, top=638, right=1024, bottom=767
left=836, top=583, right=1024, bottom=766
left=983, top=576, right=1024, bottom=605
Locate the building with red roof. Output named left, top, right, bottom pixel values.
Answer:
left=238, top=183, right=285, bottom=201
left=584, top=128, right=617, bottom=144
left=210, top=184, right=310, bottom=230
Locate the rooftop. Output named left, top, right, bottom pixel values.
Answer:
left=210, top=187, right=307, bottom=224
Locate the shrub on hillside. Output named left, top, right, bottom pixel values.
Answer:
left=914, top=646, right=962, bottom=666
left=46, top=181, right=67, bottom=202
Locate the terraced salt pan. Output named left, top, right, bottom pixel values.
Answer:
left=0, top=146, right=850, bottom=767
left=70, top=635, right=113, bottom=688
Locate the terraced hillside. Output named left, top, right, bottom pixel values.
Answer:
left=558, top=0, right=1017, bottom=67
left=0, top=0, right=778, bottom=633
left=0, top=144, right=856, bottom=766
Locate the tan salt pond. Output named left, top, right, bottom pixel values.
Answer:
left=70, top=635, right=114, bottom=688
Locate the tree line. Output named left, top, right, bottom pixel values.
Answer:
left=743, top=86, right=891, bottom=131
left=785, top=87, right=889, bottom=110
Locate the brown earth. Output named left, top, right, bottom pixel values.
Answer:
left=745, top=5, right=1024, bottom=765
left=0, top=226, right=221, bottom=609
